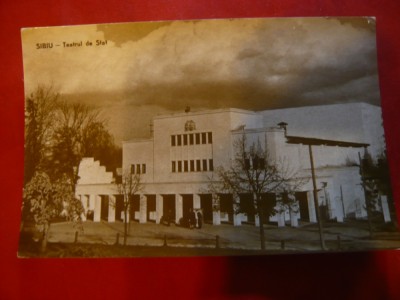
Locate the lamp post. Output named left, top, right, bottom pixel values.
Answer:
left=321, top=182, right=329, bottom=220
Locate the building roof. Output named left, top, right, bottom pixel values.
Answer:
left=285, top=135, right=369, bottom=148
left=152, top=107, right=257, bottom=120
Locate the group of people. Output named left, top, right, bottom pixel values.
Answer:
left=188, top=208, right=203, bottom=229
left=161, top=209, right=203, bottom=229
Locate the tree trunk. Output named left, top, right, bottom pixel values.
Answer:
left=259, top=209, right=266, bottom=250
left=124, top=212, right=128, bottom=246
left=40, top=223, right=50, bottom=252
left=364, top=192, right=374, bottom=239
left=255, top=194, right=266, bottom=250
left=309, top=145, right=326, bottom=250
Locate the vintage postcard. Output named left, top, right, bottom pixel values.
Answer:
left=19, top=17, right=400, bottom=257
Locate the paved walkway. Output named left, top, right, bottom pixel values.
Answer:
left=47, top=220, right=400, bottom=252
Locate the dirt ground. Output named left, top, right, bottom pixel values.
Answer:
left=18, top=219, right=400, bottom=257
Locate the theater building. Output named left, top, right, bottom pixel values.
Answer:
left=76, top=103, right=391, bottom=227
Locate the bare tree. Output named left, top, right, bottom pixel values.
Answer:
left=211, top=133, right=307, bottom=250
left=44, top=99, right=121, bottom=192
left=48, top=101, right=99, bottom=190
left=24, top=86, right=59, bottom=184
left=116, top=169, right=143, bottom=246
left=25, top=86, right=119, bottom=188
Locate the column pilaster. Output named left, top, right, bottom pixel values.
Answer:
left=139, top=194, right=147, bottom=224
left=108, top=195, right=116, bottom=223
left=175, top=194, right=183, bottom=224
left=93, top=195, right=101, bottom=222
left=212, top=194, right=221, bottom=225
left=193, top=194, right=201, bottom=209
left=156, top=194, right=163, bottom=224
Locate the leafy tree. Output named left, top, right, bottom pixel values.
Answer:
left=211, top=134, right=306, bottom=250
left=116, top=169, right=143, bottom=246
left=23, top=172, right=84, bottom=252
left=23, top=86, right=120, bottom=236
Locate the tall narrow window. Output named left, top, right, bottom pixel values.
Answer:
left=202, top=159, right=207, bottom=171
left=259, top=158, right=265, bottom=169
left=184, top=160, right=189, bottom=172
left=178, top=161, right=182, bottom=172
left=190, top=160, right=195, bottom=172
left=142, top=164, right=146, bottom=174
left=136, top=164, right=141, bottom=174
left=172, top=161, right=176, bottom=173
left=252, top=156, right=259, bottom=170
left=177, top=135, right=182, bottom=146
left=195, top=133, right=200, bottom=144
left=189, top=134, right=194, bottom=145
left=209, top=159, right=213, bottom=171
left=171, top=135, right=176, bottom=146
left=208, top=132, right=212, bottom=144
left=130, top=164, right=135, bottom=174
left=201, top=132, right=207, bottom=144
left=183, top=134, right=188, bottom=145
left=196, top=160, right=201, bottom=171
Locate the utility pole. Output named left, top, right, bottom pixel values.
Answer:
left=340, top=185, right=345, bottom=219
left=308, top=144, right=326, bottom=250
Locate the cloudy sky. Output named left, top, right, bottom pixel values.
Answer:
left=22, top=17, right=380, bottom=143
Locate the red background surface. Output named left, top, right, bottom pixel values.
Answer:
left=1, top=1, right=400, bottom=299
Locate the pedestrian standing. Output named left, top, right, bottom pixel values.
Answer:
left=197, top=211, right=203, bottom=229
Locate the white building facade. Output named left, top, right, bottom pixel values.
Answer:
left=76, top=103, right=389, bottom=227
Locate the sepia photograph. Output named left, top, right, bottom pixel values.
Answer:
left=19, top=17, right=400, bottom=257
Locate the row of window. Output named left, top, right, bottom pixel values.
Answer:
left=128, top=157, right=264, bottom=175
left=172, top=159, right=213, bottom=173
left=171, top=132, right=212, bottom=146
left=244, top=156, right=266, bottom=170
left=131, top=164, right=146, bottom=174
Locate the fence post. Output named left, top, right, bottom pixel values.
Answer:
left=74, top=231, right=79, bottom=244
left=216, top=235, right=220, bottom=249
left=116, top=233, right=120, bottom=245
left=163, top=234, right=167, bottom=247
left=281, top=240, right=285, bottom=250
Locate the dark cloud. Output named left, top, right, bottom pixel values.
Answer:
left=24, top=18, right=380, bottom=142
left=97, top=22, right=171, bottom=46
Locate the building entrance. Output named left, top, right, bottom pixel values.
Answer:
left=182, top=194, right=194, bottom=219
left=162, top=195, right=176, bottom=224
left=219, top=194, right=233, bottom=224
left=200, top=194, right=213, bottom=223
left=100, top=195, right=109, bottom=221
left=240, top=194, right=255, bottom=223
left=115, top=195, right=124, bottom=222
left=296, top=192, right=310, bottom=221
left=146, top=195, right=156, bottom=222
left=261, top=193, right=276, bottom=224
left=129, top=195, right=140, bottom=222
